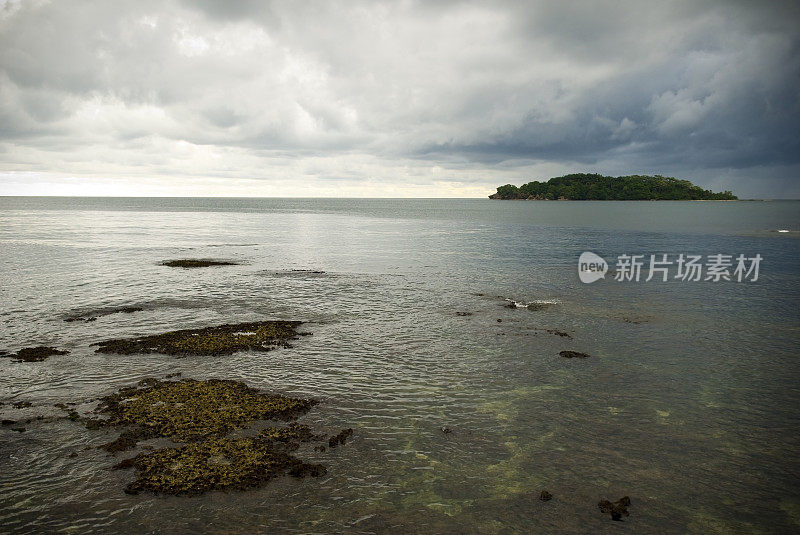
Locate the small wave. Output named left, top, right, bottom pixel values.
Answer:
left=503, top=298, right=560, bottom=309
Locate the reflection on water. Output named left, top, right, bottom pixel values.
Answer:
left=0, top=198, right=799, bottom=534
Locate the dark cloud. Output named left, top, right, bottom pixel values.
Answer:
left=0, top=0, right=798, bottom=196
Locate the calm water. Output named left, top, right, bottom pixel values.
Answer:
left=0, top=198, right=798, bottom=534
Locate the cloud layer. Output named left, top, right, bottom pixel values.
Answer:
left=1, top=0, right=799, bottom=197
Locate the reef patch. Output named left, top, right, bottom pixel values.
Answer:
left=94, top=320, right=304, bottom=356
left=2, top=346, right=69, bottom=363
left=81, top=378, right=346, bottom=495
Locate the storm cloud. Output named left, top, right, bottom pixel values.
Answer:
left=1, top=0, right=798, bottom=197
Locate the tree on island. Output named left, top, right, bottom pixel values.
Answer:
left=489, top=173, right=737, bottom=200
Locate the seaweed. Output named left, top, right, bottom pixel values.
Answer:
left=82, top=378, right=346, bottom=495
left=94, top=320, right=303, bottom=356
left=2, top=346, right=69, bottom=362
left=161, top=259, right=238, bottom=268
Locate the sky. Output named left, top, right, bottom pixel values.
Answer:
left=0, top=0, right=799, bottom=198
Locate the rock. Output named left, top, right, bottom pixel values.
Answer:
left=161, top=259, right=238, bottom=268
left=559, top=350, right=591, bottom=359
left=95, top=320, right=304, bottom=356
left=3, top=346, right=69, bottom=363
left=328, top=428, right=354, bottom=448
left=598, top=496, right=631, bottom=521
left=73, top=377, right=345, bottom=495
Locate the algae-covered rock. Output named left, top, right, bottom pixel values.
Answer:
left=83, top=378, right=346, bottom=495
left=93, top=378, right=316, bottom=444
left=161, top=259, right=238, bottom=268
left=94, top=321, right=303, bottom=356
left=2, top=346, right=69, bottom=362
left=114, top=436, right=326, bottom=495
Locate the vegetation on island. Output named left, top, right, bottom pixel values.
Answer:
left=489, top=174, right=737, bottom=200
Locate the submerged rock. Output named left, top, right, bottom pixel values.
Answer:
left=598, top=496, right=631, bottom=521
left=559, top=350, right=591, bottom=359
left=65, top=306, right=143, bottom=322
left=2, top=346, right=69, bottom=362
left=94, top=320, right=304, bottom=356
left=161, top=259, right=239, bottom=268
left=546, top=329, right=572, bottom=338
left=328, top=428, right=354, bottom=448
left=80, top=378, right=347, bottom=495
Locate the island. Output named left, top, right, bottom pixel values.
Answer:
left=489, top=174, right=737, bottom=200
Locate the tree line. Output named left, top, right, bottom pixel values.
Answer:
left=489, top=174, right=737, bottom=200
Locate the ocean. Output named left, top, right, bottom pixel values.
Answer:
left=1, top=197, right=798, bottom=533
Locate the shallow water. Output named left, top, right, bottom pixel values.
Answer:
left=1, top=198, right=799, bottom=534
